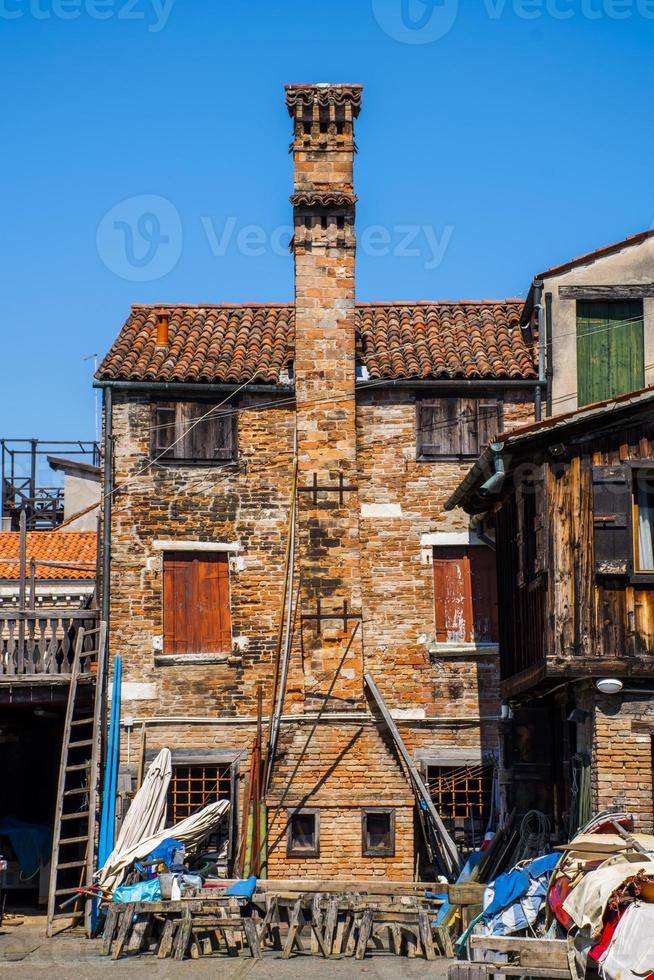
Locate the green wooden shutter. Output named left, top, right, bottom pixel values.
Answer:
left=577, top=300, right=644, bottom=406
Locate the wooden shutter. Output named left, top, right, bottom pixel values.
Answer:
left=592, top=465, right=631, bottom=576
left=434, top=547, right=471, bottom=642
left=577, top=301, right=644, bottom=407
left=152, top=403, right=176, bottom=458
left=417, top=399, right=462, bottom=457
left=163, top=553, right=232, bottom=653
left=469, top=547, right=499, bottom=642
left=433, top=546, right=498, bottom=643
left=418, top=398, right=503, bottom=458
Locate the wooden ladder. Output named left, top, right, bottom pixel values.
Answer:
left=46, top=622, right=107, bottom=937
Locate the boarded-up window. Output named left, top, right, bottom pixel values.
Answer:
left=417, top=398, right=503, bottom=459
left=433, top=546, right=498, bottom=643
left=577, top=301, right=644, bottom=407
left=152, top=401, right=236, bottom=462
left=163, top=553, right=232, bottom=654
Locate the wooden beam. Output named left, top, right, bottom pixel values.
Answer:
left=364, top=672, right=461, bottom=875
left=559, top=284, right=654, bottom=300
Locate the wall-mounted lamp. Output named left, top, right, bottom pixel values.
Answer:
left=595, top=678, right=623, bottom=696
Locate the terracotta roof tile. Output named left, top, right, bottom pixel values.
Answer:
left=0, top=532, right=96, bottom=581
left=97, top=301, right=536, bottom=384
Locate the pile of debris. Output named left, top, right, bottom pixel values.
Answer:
left=451, top=811, right=654, bottom=980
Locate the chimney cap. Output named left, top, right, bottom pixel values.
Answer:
left=155, top=307, right=170, bottom=349
left=285, top=83, right=362, bottom=116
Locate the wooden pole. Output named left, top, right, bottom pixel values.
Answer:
left=28, top=558, right=36, bottom=610
left=17, top=509, right=26, bottom=671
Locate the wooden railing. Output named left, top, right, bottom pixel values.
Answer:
left=0, top=609, right=99, bottom=676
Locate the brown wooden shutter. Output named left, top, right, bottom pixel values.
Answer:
left=469, top=547, right=499, bottom=642
left=163, top=553, right=232, bottom=653
left=592, top=465, right=631, bottom=575
left=186, top=404, right=236, bottom=461
left=152, top=403, right=177, bottom=458
left=418, top=399, right=461, bottom=457
left=476, top=400, right=504, bottom=452
left=533, top=471, right=548, bottom=576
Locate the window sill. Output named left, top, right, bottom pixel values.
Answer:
left=150, top=458, right=239, bottom=468
left=154, top=652, right=240, bottom=667
left=428, top=642, right=499, bottom=659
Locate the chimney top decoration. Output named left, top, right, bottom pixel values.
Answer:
left=285, top=83, right=362, bottom=153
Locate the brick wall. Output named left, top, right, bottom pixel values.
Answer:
left=593, top=693, right=654, bottom=832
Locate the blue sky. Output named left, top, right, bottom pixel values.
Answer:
left=2, top=0, right=653, bottom=456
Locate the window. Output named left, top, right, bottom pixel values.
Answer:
left=417, top=397, right=503, bottom=460
left=577, top=301, right=644, bottom=407
left=633, top=469, right=654, bottom=573
left=433, top=546, right=498, bottom=643
left=361, top=808, right=395, bottom=857
left=152, top=401, right=236, bottom=463
left=287, top=808, right=319, bottom=858
left=163, top=552, right=232, bottom=654
left=428, top=764, right=492, bottom=850
left=167, top=763, right=233, bottom=865
left=168, top=764, right=231, bottom=823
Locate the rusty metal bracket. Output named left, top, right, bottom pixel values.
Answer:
left=297, top=472, right=358, bottom=505
left=301, top=598, right=362, bottom=635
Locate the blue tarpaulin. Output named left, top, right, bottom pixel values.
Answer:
left=112, top=878, right=162, bottom=903
left=225, top=875, right=257, bottom=899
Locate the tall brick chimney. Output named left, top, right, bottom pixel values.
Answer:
left=285, top=83, right=364, bottom=699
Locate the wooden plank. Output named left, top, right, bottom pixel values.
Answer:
left=448, top=964, right=489, bottom=980
left=448, top=882, right=486, bottom=905
left=101, top=905, right=120, bottom=956
left=364, top=673, right=461, bottom=875
left=173, top=911, right=193, bottom=961
left=243, top=917, right=262, bottom=960
left=156, top=917, right=176, bottom=959
left=418, top=911, right=437, bottom=961
left=354, top=908, right=373, bottom=960
left=111, top=903, right=135, bottom=960
left=281, top=899, right=305, bottom=959
left=560, top=284, right=654, bottom=300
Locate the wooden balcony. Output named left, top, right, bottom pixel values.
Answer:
left=0, top=609, right=99, bottom=676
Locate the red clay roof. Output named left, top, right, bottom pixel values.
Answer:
left=0, top=532, right=96, bottom=581
left=97, top=301, right=536, bottom=384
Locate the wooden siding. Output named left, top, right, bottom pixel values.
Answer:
left=498, top=421, right=654, bottom=688
left=433, top=546, right=498, bottom=643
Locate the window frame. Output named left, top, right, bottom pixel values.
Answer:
left=150, top=398, right=238, bottom=466
left=286, top=808, right=320, bottom=859
left=361, top=807, right=395, bottom=858
left=416, top=395, right=504, bottom=462
left=630, top=462, right=654, bottom=583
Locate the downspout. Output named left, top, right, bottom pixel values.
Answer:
left=100, top=387, right=113, bottom=776
left=479, top=443, right=506, bottom=498
left=545, top=292, right=554, bottom=416
left=533, top=280, right=545, bottom=422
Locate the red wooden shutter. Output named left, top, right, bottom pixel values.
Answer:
left=469, top=547, right=499, bottom=642
left=163, top=553, right=232, bottom=654
left=433, top=546, right=498, bottom=643
left=433, top=547, right=473, bottom=642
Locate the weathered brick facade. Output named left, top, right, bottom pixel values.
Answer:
left=100, top=84, right=537, bottom=878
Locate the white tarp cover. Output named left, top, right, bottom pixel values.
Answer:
left=96, top=798, right=230, bottom=892
left=97, top=747, right=172, bottom=889
left=563, top=853, right=654, bottom=936
left=599, top=902, right=654, bottom=980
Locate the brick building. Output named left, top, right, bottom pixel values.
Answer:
left=95, top=84, right=539, bottom=878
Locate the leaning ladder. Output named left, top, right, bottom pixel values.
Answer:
left=46, top=622, right=107, bottom=937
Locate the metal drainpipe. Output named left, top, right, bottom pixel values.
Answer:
left=545, top=292, right=554, bottom=416
left=533, top=280, right=544, bottom=421
left=101, top=387, right=113, bottom=686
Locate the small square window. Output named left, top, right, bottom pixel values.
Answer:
left=362, top=808, right=395, bottom=857
left=287, top=808, right=319, bottom=858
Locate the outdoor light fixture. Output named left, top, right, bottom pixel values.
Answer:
left=595, top=678, right=624, bottom=695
